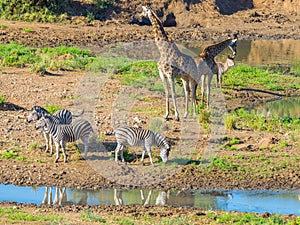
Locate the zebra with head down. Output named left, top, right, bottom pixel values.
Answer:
left=114, top=126, right=170, bottom=166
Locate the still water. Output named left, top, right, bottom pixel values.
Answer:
left=0, top=184, right=299, bottom=215
left=186, top=39, right=300, bottom=66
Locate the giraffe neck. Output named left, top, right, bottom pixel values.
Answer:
left=148, top=10, right=170, bottom=43
left=200, top=39, right=234, bottom=59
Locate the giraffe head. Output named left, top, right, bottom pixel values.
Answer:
left=228, top=34, right=238, bottom=56
left=142, top=3, right=172, bottom=42
left=227, top=54, right=236, bottom=67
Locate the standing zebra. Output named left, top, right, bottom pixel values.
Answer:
left=27, top=106, right=83, bottom=155
left=35, top=114, right=93, bottom=163
left=114, top=126, right=170, bottom=166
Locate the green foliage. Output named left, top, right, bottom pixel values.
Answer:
left=291, top=62, right=300, bottom=77
left=211, top=157, right=239, bottom=170
left=224, top=64, right=300, bottom=91
left=0, top=94, right=6, bottom=104
left=1, top=147, right=20, bottom=159
left=44, top=104, right=62, bottom=114
left=0, top=43, right=38, bottom=67
left=0, top=0, right=67, bottom=22
left=115, top=60, right=164, bottom=92
left=23, top=27, right=34, bottom=33
left=81, top=210, right=106, bottom=223
left=89, top=56, right=133, bottom=73
left=225, top=113, right=237, bottom=130
left=0, top=43, right=94, bottom=72
left=93, top=0, right=115, bottom=10
left=28, top=141, right=42, bottom=151
left=199, top=109, right=211, bottom=131
left=207, top=211, right=289, bottom=224
left=0, top=207, right=66, bottom=222
left=229, top=108, right=300, bottom=132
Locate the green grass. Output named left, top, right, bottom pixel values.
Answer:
left=1, top=147, right=27, bottom=161
left=227, top=108, right=300, bottom=132
left=291, top=62, right=300, bottom=77
left=206, top=211, right=293, bottom=225
left=28, top=141, right=42, bottom=151
left=223, top=64, right=300, bottom=91
left=0, top=43, right=94, bottom=72
left=23, top=27, right=34, bottom=33
left=114, top=60, right=164, bottom=92
left=44, top=104, right=62, bottom=114
left=0, top=94, right=6, bottom=104
left=0, top=43, right=38, bottom=67
left=0, top=207, right=67, bottom=222
left=80, top=210, right=106, bottom=223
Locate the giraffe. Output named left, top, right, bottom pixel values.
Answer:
left=216, top=53, right=236, bottom=88
left=194, top=35, right=238, bottom=106
left=142, top=4, right=198, bottom=121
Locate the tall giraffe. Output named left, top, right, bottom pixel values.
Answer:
left=142, top=4, right=198, bottom=121
left=194, top=35, right=238, bottom=106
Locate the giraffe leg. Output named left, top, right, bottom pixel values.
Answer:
left=159, top=69, right=170, bottom=120
left=168, top=75, right=179, bottom=121
left=201, top=74, right=206, bottom=104
left=206, top=74, right=213, bottom=107
left=182, top=78, right=189, bottom=118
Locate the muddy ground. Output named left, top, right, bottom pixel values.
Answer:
left=0, top=0, right=299, bottom=220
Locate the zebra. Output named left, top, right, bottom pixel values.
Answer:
left=27, top=106, right=83, bottom=155
left=35, top=114, right=93, bottom=163
left=114, top=126, right=170, bottom=166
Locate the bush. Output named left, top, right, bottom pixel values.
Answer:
left=0, top=94, right=6, bottom=104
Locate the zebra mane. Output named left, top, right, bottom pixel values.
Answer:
left=153, top=131, right=169, bottom=149
left=32, top=106, right=51, bottom=116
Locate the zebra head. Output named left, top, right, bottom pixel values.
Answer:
left=27, top=106, right=49, bottom=123
left=160, top=144, right=170, bottom=163
left=35, top=114, right=52, bottom=130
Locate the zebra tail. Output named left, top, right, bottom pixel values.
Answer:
left=72, top=109, right=84, bottom=117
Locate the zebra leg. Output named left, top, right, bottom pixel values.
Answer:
left=147, top=148, right=154, bottom=167
left=81, top=136, right=89, bottom=159
left=145, top=145, right=154, bottom=167
left=141, top=149, right=146, bottom=166
left=49, top=134, right=53, bottom=155
left=43, top=131, right=49, bottom=153
left=119, top=145, right=126, bottom=163
left=54, top=141, right=60, bottom=163
left=61, top=140, right=67, bottom=163
left=115, top=143, right=121, bottom=165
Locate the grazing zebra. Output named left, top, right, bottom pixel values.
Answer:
left=35, top=114, right=93, bottom=163
left=27, top=106, right=83, bottom=155
left=114, top=126, right=170, bottom=166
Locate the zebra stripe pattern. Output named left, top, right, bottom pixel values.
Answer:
left=27, top=106, right=82, bottom=155
left=114, top=126, right=170, bottom=166
left=36, top=114, right=93, bottom=163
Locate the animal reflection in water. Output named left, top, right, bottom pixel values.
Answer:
left=114, top=189, right=195, bottom=207
left=42, top=187, right=87, bottom=206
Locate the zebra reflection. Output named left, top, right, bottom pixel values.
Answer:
left=42, top=187, right=67, bottom=206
